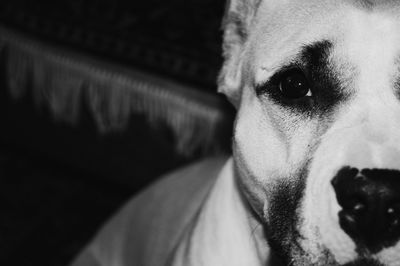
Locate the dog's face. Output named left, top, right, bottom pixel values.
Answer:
left=219, top=0, right=400, bottom=265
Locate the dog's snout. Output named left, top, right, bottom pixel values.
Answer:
left=331, top=167, right=400, bottom=253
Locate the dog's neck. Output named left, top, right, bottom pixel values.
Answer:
left=171, top=158, right=270, bottom=266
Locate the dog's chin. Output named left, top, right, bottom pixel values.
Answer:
left=266, top=240, right=384, bottom=266
left=268, top=250, right=338, bottom=266
left=278, top=257, right=384, bottom=266
left=264, top=228, right=336, bottom=266
left=342, top=258, right=384, bottom=266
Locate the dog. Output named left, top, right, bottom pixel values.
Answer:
left=71, top=0, right=400, bottom=265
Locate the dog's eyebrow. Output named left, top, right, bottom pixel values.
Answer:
left=259, top=41, right=333, bottom=77
left=256, top=40, right=333, bottom=91
left=300, top=40, right=333, bottom=70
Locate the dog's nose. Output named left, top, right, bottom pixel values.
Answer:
left=332, top=167, right=400, bottom=253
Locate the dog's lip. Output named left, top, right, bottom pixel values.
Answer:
left=341, top=257, right=384, bottom=266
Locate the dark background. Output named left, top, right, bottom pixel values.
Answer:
left=0, top=1, right=232, bottom=265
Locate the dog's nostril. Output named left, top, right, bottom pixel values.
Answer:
left=387, top=205, right=400, bottom=230
left=352, top=202, right=365, bottom=212
left=332, top=167, right=400, bottom=253
left=340, top=199, right=366, bottom=225
left=343, top=197, right=366, bottom=213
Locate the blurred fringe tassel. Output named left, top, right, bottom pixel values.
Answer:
left=0, top=27, right=230, bottom=156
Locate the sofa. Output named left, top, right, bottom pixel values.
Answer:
left=0, top=0, right=234, bottom=265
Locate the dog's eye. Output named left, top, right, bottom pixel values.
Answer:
left=279, top=69, right=312, bottom=99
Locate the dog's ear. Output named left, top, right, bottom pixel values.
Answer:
left=218, top=0, right=261, bottom=107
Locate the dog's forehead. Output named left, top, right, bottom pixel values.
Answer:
left=251, top=0, right=400, bottom=81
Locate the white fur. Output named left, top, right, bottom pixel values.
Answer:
left=233, top=0, right=400, bottom=265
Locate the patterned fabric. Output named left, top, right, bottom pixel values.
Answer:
left=0, top=0, right=225, bottom=89
left=0, top=25, right=233, bottom=156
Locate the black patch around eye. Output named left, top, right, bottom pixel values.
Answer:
left=256, top=66, right=315, bottom=114
left=256, top=40, right=348, bottom=116
left=279, top=69, right=311, bottom=99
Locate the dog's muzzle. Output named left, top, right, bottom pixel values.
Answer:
left=332, top=167, right=400, bottom=254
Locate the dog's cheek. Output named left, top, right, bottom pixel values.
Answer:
left=234, top=99, right=287, bottom=177
left=234, top=97, right=288, bottom=177
left=232, top=96, right=289, bottom=213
